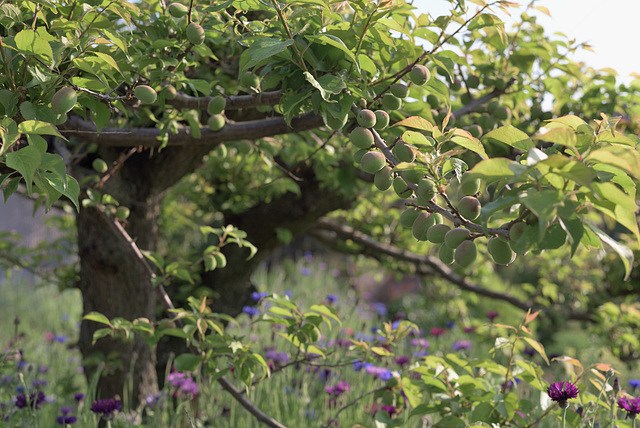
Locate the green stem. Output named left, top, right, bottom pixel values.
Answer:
left=562, top=407, right=567, bottom=428
left=270, top=0, right=308, bottom=73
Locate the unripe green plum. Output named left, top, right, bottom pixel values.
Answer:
left=488, top=236, right=516, bottom=265
left=390, top=83, right=409, bottom=99
left=374, top=110, right=390, bottom=130
left=458, top=196, right=481, bottom=221
left=55, top=113, right=67, bottom=125
left=427, top=94, right=439, bottom=109
left=487, top=100, right=500, bottom=114
left=409, top=65, right=430, bottom=85
left=382, top=94, right=402, bottom=110
left=494, top=107, right=511, bottom=121
left=213, top=252, right=227, bottom=268
left=165, top=85, right=177, bottom=100
left=241, top=72, right=260, bottom=89
left=450, top=79, right=462, bottom=92
left=495, top=78, right=507, bottom=90
left=350, top=127, right=374, bottom=149
left=480, top=115, right=497, bottom=133
left=392, top=140, right=415, bottom=163
left=431, top=212, right=443, bottom=224
left=168, top=2, right=188, bottom=18
left=466, top=75, right=480, bottom=89
left=460, top=177, right=481, bottom=196
left=417, top=178, right=437, bottom=202
left=360, top=151, right=386, bottom=174
left=509, top=222, right=526, bottom=242
left=51, top=87, right=77, bottom=114
left=444, top=227, right=470, bottom=249
left=207, top=95, right=226, bottom=115
left=235, top=140, right=253, bottom=155
left=483, top=76, right=496, bottom=87
left=399, top=208, right=420, bottom=229
left=208, top=114, right=225, bottom=131
left=455, top=240, right=477, bottom=268
left=393, top=177, right=411, bottom=197
left=412, top=212, right=434, bottom=241
left=401, top=169, right=422, bottom=184
left=353, top=148, right=368, bottom=163
left=115, top=206, right=130, bottom=220
left=466, top=124, right=483, bottom=139
left=374, top=166, right=393, bottom=191
left=427, top=224, right=450, bottom=244
left=438, top=244, right=455, bottom=265
left=357, top=109, right=376, bottom=128
left=92, top=158, right=108, bottom=174
left=186, top=22, right=205, bottom=45
left=135, top=85, right=157, bottom=104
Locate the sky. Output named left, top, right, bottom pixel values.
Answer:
left=414, top=0, right=640, bottom=84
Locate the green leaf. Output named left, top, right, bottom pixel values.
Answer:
left=392, top=116, right=434, bottom=132
left=5, top=145, right=42, bottom=195
left=518, top=189, right=562, bottom=241
left=464, top=158, right=516, bottom=184
left=558, top=216, right=584, bottom=257
left=533, top=126, right=576, bottom=149
left=586, top=147, right=640, bottom=180
left=174, top=353, right=201, bottom=372
left=483, top=125, right=534, bottom=151
left=310, top=34, right=358, bottom=64
left=83, top=312, right=112, bottom=325
left=545, top=115, right=593, bottom=134
left=586, top=223, right=633, bottom=280
left=521, top=337, right=550, bottom=365
left=304, top=72, right=344, bottom=101
left=3, top=177, right=20, bottom=202
left=239, top=38, right=294, bottom=73
left=450, top=128, right=489, bottom=159
left=18, top=120, right=66, bottom=139
left=14, top=29, right=53, bottom=64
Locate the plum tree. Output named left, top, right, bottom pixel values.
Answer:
left=207, top=95, right=226, bottom=115
left=3, top=1, right=640, bottom=423
left=357, top=109, right=377, bottom=128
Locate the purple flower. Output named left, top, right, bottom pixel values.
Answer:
left=379, top=370, right=394, bottom=381
left=372, top=302, right=387, bottom=316
left=618, top=396, right=640, bottom=419
left=430, top=327, right=446, bottom=337
left=324, top=381, right=350, bottom=396
left=325, top=294, right=338, bottom=304
left=464, top=326, right=477, bottom=333
left=284, top=290, right=293, bottom=298
left=242, top=306, right=260, bottom=317
left=250, top=292, right=269, bottom=302
left=300, top=268, right=311, bottom=276
left=446, top=321, right=456, bottom=328
left=411, top=338, right=430, bottom=348
left=15, top=391, right=46, bottom=410
left=54, top=335, right=68, bottom=343
left=352, top=360, right=371, bottom=371
left=38, top=365, right=49, bottom=374
left=145, top=392, right=164, bottom=409
left=523, top=347, right=536, bottom=357
left=56, top=415, right=77, bottom=424
left=381, top=404, right=397, bottom=416
left=32, top=379, right=48, bottom=389
left=167, top=372, right=199, bottom=398
left=303, top=250, right=313, bottom=261
left=630, top=379, right=640, bottom=389
left=547, top=381, right=579, bottom=408
left=452, top=340, right=472, bottom=351
left=73, top=393, right=85, bottom=402
left=90, top=398, right=122, bottom=415
left=487, top=311, right=499, bottom=321
left=395, top=356, right=411, bottom=367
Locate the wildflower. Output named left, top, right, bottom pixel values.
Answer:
left=38, top=365, right=49, bottom=374
left=379, top=370, right=394, bottom=381
left=381, top=404, right=397, bottom=416
left=300, top=268, right=311, bottom=276
left=303, top=250, right=313, bottom=261
left=73, top=393, right=85, bottom=402
left=373, top=302, right=388, bottom=316
left=352, top=360, right=371, bottom=371
left=145, top=392, right=164, bottom=409
left=45, top=332, right=56, bottom=342
left=242, top=306, right=260, bottom=317
left=32, top=379, right=48, bottom=389
left=284, top=290, right=293, bottom=298
left=54, top=335, right=68, bottom=343
left=618, top=396, right=640, bottom=419
left=395, top=356, right=411, bottom=367
left=430, top=327, right=446, bottom=337
left=613, top=377, right=620, bottom=395
left=90, top=398, right=122, bottom=415
left=250, top=292, right=269, bottom=302
left=325, top=294, right=338, bottom=304
left=411, top=338, right=430, bottom=348
left=56, top=406, right=77, bottom=425
left=324, top=381, right=350, bottom=396
left=523, top=347, right=536, bottom=357
left=547, top=381, right=579, bottom=408
left=464, top=326, right=477, bottom=333
left=167, top=372, right=199, bottom=399
left=15, top=391, right=46, bottom=410
left=630, top=379, right=640, bottom=389
left=446, top=321, right=456, bottom=328
left=487, top=311, right=499, bottom=321
left=452, top=340, right=472, bottom=351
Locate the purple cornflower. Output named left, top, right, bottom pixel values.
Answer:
left=167, top=372, right=199, bottom=399
left=379, top=370, right=394, bottom=381
left=242, top=306, right=260, bottom=317
left=373, top=302, right=388, bottom=316
left=352, top=360, right=372, bottom=371
left=487, top=311, right=499, bottom=321
left=250, top=292, right=269, bottom=302
left=73, top=393, right=85, bottom=402
left=446, top=321, right=456, bottom=328
left=630, top=379, right=640, bottom=389
left=411, top=338, right=430, bottom=348
left=547, top=381, right=579, bottom=408
left=324, top=381, right=350, bottom=396
left=381, top=405, right=397, bottom=416
left=452, top=340, right=472, bottom=351
left=15, top=391, right=46, bottom=410
left=300, top=268, right=311, bottom=276
left=464, top=326, right=477, bottom=333
left=145, top=392, right=164, bottom=409
left=395, top=356, right=411, bottom=367
left=523, top=347, right=536, bottom=357
left=32, top=379, right=48, bottom=389
left=90, top=398, right=122, bottom=415
left=325, top=294, right=338, bottom=304
left=54, top=335, right=68, bottom=343
left=56, top=406, right=77, bottom=425
left=618, top=396, right=640, bottom=419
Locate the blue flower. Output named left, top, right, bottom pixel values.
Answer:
left=242, top=306, right=260, bottom=317
left=630, top=379, right=640, bottom=389
left=380, top=370, right=394, bottom=381
left=373, top=303, right=388, bottom=316
left=250, top=292, right=269, bottom=302
left=300, top=268, right=311, bottom=276
left=325, top=294, right=338, bottom=304
left=90, top=398, right=122, bottom=415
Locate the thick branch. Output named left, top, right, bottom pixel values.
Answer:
left=168, top=90, right=282, bottom=110
left=60, top=112, right=323, bottom=147
left=313, top=218, right=594, bottom=322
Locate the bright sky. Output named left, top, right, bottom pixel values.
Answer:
left=414, top=0, right=640, bottom=84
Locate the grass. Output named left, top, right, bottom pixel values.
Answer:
left=0, top=254, right=636, bottom=427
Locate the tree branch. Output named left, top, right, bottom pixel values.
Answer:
left=167, top=90, right=282, bottom=111
left=312, top=218, right=594, bottom=322
left=60, top=112, right=323, bottom=147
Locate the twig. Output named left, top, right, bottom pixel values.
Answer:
left=322, top=385, right=388, bottom=428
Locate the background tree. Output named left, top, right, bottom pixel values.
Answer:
left=1, top=0, right=639, bottom=415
